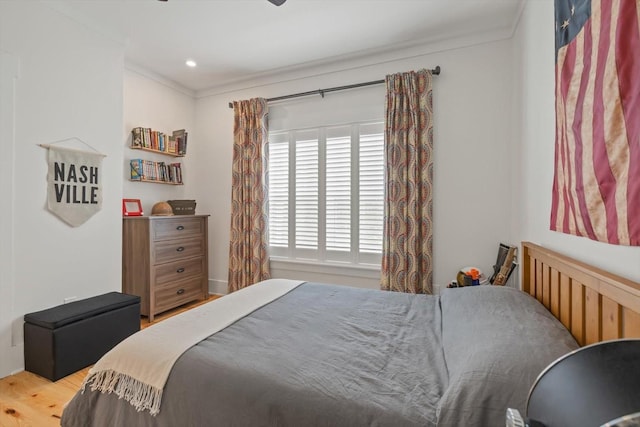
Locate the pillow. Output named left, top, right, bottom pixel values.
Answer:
left=436, top=286, right=578, bottom=427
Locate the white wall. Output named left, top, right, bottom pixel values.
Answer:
left=0, top=51, right=20, bottom=378
left=123, top=68, right=197, bottom=215
left=0, top=1, right=124, bottom=377
left=195, top=36, right=516, bottom=292
left=514, top=0, right=640, bottom=281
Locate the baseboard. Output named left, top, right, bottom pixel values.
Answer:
left=208, top=279, right=228, bottom=295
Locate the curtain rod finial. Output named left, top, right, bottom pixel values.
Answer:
left=433, top=66, right=441, bottom=75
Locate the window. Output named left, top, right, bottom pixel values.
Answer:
left=268, top=121, right=384, bottom=266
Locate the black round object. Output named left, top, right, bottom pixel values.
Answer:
left=526, top=339, right=640, bottom=427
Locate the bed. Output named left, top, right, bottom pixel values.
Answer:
left=61, top=242, right=640, bottom=427
left=521, top=241, right=640, bottom=345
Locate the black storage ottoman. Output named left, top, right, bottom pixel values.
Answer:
left=24, top=292, right=140, bottom=381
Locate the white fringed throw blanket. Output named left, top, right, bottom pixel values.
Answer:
left=82, top=279, right=304, bottom=416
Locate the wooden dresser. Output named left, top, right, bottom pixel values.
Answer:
left=122, top=215, right=209, bottom=322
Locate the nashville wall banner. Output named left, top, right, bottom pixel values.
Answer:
left=45, top=145, right=104, bottom=227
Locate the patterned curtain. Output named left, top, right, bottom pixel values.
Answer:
left=228, top=98, right=271, bottom=292
left=381, top=69, right=434, bottom=294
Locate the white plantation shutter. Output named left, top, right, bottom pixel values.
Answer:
left=359, top=123, right=384, bottom=254
left=268, top=121, right=383, bottom=265
left=326, top=126, right=351, bottom=252
left=267, top=133, right=289, bottom=249
left=295, top=131, right=319, bottom=250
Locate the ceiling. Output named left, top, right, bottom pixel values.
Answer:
left=54, top=0, right=523, bottom=92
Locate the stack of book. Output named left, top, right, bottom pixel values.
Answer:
left=131, top=127, right=187, bottom=156
left=130, top=159, right=182, bottom=184
left=489, top=243, right=517, bottom=286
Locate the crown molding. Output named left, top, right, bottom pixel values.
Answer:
left=196, top=25, right=514, bottom=99
left=125, top=61, right=196, bottom=98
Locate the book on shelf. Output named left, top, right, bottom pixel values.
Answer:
left=168, top=136, right=177, bottom=155
left=143, top=159, right=151, bottom=180
left=172, top=129, right=188, bottom=155
left=151, top=160, right=159, bottom=181
left=132, top=127, right=143, bottom=147
left=171, top=162, right=182, bottom=184
left=150, top=130, right=158, bottom=152
left=130, top=158, right=182, bottom=184
left=131, top=127, right=184, bottom=156
left=156, top=161, right=163, bottom=181
left=143, top=128, right=150, bottom=148
left=130, top=159, right=143, bottom=180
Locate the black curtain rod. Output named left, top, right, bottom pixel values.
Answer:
left=228, top=66, right=441, bottom=108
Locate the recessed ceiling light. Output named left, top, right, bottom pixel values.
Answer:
left=185, top=60, right=197, bottom=68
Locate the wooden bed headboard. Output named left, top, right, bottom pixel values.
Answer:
left=521, top=241, right=640, bottom=346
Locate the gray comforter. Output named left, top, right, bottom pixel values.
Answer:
left=62, top=283, right=577, bottom=427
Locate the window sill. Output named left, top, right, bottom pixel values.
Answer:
left=269, top=257, right=381, bottom=280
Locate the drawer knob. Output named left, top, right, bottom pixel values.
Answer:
left=176, top=225, right=185, bottom=230
left=176, top=288, right=185, bottom=295
left=176, top=246, right=185, bottom=252
left=176, top=267, right=185, bottom=273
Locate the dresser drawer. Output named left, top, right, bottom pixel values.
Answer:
left=123, top=215, right=209, bottom=322
left=154, top=277, right=204, bottom=314
left=152, top=217, right=204, bottom=241
left=154, top=237, right=205, bottom=264
left=154, top=257, right=205, bottom=286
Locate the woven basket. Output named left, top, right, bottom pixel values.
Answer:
left=167, top=200, right=196, bottom=215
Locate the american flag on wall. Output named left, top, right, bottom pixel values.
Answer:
left=551, top=0, right=640, bottom=245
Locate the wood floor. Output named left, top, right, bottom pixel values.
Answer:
left=0, top=296, right=219, bottom=427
